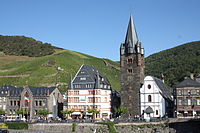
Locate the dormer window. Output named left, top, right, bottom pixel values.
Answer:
left=81, top=71, right=85, bottom=74
left=80, top=77, right=86, bottom=80
left=1, top=91, right=3, bottom=94
left=102, top=78, right=104, bottom=81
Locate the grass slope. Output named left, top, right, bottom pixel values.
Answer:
left=0, top=49, right=120, bottom=91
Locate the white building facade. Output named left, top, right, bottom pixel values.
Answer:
left=140, top=76, right=173, bottom=119
left=65, top=65, right=112, bottom=119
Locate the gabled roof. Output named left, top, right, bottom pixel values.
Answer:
left=152, top=77, right=173, bottom=101
left=176, top=78, right=200, bottom=88
left=125, top=16, right=138, bottom=47
left=72, top=65, right=110, bottom=89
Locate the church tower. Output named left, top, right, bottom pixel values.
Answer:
left=120, top=16, right=145, bottom=117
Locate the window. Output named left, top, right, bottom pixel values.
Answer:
left=74, top=91, right=79, bottom=95
left=156, top=110, right=158, bottom=115
left=89, top=90, right=94, bottom=95
left=74, top=97, right=79, bottom=103
left=188, top=99, right=191, bottom=105
left=148, top=95, right=152, bottom=102
left=39, top=101, right=42, bottom=106
left=88, top=97, right=93, bottom=103
left=80, top=77, right=86, bottom=80
left=197, top=99, right=200, bottom=105
left=104, top=85, right=107, bottom=89
left=81, top=71, right=85, bottom=74
left=35, top=110, right=38, bottom=115
left=35, top=101, right=38, bottom=106
left=148, top=84, right=151, bottom=89
left=104, top=97, right=107, bottom=102
left=191, top=90, right=196, bottom=95
left=188, top=90, right=191, bottom=95
left=178, top=90, right=182, bottom=95
left=14, top=101, right=16, bottom=106
left=127, top=58, right=133, bottom=64
left=178, top=99, right=182, bottom=105
left=127, top=69, right=133, bottom=74
left=10, top=101, right=13, bottom=106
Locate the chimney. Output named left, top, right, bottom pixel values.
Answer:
left=161, top=73, right=165, bottom=83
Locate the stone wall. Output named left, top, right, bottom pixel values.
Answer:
left=28, top=123, right=108, bottom=133
left=28, top=122, right=172, bottom=133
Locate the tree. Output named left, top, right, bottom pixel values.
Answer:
left=16, top=109, right=27, bottom=115
left=38, top=109, right=50, bottom=117
left=87, top=108, right=100, bottom=119
left=61, top=110, right=74, bottom=119
left=114, top=106, right=128, bottom=116
left=0, top=109, right=6, bottom=116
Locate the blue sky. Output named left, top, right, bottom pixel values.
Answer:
left=0, top=0, right=200, bottom=61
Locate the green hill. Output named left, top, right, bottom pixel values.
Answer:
left=0, top=35, right=56, bottom=57
left=145, top=41, right=200, bottom=87
left=1, top=35, right=200, bottom=91
left=0, top=49, right=120, bottom=92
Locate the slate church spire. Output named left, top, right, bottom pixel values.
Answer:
left=120, top=16, right=144, bottom=55
left=125, top=16, right=138, bottom=47
left=120, top=15, right=145, bottom=118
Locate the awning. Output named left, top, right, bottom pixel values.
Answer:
left=144, top=106, right=154, bottom=114
left=72, top=112, right=81, bottom=115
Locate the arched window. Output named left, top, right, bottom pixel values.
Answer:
left=148, top=95, right=152, bottom=102
left=148, top=84, right=151, bottom=89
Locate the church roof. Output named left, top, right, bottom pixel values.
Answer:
left=125, top=16, right=138, bottom=47
left=153, top=77, right=173, bottom=101
left=176, top=78, right=200, bottom=88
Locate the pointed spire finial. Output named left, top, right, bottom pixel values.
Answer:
left=125, top=15, right=138, bottom=47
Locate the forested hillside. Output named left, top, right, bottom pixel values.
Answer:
left=145, top=41, right=200, bottom=87
left=0, top=35, right=56, bottom=57
left=0, top=35, right=200, bottom=91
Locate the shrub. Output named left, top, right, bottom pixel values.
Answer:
left=6, top=122, right=28, bottom=130
left=72, top=123, right=77, bottom=132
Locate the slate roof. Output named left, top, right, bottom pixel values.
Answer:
left=29, top=86, right=56, bottom=96
left=72, top=65, right=111, bottom=90
left=125, top=16, right=138, bottom=47
left=153, top=77, right=173, bottom=101
left=0, top=85, right=56, bottom=97
left=176, top=78, right=200, bottom=88
left=0, top=85, right=23, bottom=97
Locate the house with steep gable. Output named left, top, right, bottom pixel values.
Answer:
left=66, top=65, right=113, bottom=119
left=140, top=76, right=173, bottom=119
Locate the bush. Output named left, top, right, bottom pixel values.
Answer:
left=72, top=123, right=77, bottom=132
left=6, top=122, right=28, bottom=130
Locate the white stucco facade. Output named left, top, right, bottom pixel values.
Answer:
left=140, top=76, right=169, bottom=119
